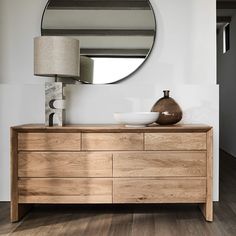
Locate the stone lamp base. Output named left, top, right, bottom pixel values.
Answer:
left=45, top=82, right=66, bottom=126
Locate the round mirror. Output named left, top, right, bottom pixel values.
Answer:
left=41, top=0, right=156, bottom=84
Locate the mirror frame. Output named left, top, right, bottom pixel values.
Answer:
left=40, top=0, right=157, bottom=84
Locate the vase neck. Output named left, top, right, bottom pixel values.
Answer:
left=163, top=90, right=170, bottom=98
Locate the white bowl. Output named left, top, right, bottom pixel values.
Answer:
left=114, top=112, right=159, bottom=127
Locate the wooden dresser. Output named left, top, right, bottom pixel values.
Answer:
left=11, top=124, right=213, bottom=222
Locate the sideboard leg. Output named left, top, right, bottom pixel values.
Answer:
left=11, top=203, right=33, bottom=223
left=199, top=128, right=213, bottom=222
left=199, top=202, right=213, bottom=222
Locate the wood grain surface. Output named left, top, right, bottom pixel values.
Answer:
left=200, top=128, right=213, bottom=221
left=145, top=133, right=207, bottom=150
left=12, top=124, right=212, bottom=133
left=18, top=133, right=81, bottom=151
left=18, top=152, right=112, bottom=178
left=82, top=133, right=143, bottom=151
left=113, top=151, right=207, bottom=177
left=113, top=178, right=206, bottom=203
left=18, top=178, right=112, bottom=204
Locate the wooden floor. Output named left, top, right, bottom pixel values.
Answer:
left=1, top=150, right=236, bottom=236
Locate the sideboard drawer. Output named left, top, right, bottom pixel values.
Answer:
left=113, top=179, right=206, bottom=203
left=18, top=152, right=112, bottom=178
left=145, top=133, right=206, bottom=150
left=18, top=133, right=81, bottom=151
left=18, top=178, right=112, bottom=204
left=113, top=151, right=206, bottom=177
left=82, top=133, right=143, bottom=151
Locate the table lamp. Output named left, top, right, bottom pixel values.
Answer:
left=34, top=36, right=80, bottom=126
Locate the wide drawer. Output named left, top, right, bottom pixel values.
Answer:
left=18, top=178, right=112, bottom=203
left=113, top=151, right=206, bottom=177
left=145, top=133, right=206, bottom=151
left=18, top=133, right=81, bottom=151
left=113, top=179, right=206, bottom=203
left=82, top=133, right=143, bottom=151
left=18, top=152, right=112, bottom=178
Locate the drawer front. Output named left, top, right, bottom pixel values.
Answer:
left=82, top=133, right=143, bottom=151
left=113, top=179, right=206, bottom=203
left=145, top=133, right=206, bottom=151
left=18, top=133, right=81, bottom=151
left=18, top=178, right=112, bottom=203
left=18, top=152, right=112, bottom=178
left=113, top=152, right=206, bottom=177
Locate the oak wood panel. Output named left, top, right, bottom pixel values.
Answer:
left=11, top=128, right=33, bottom=222
left=18, top=152, right=112, bottom=178
left=113, top=179, right=206, bottom=203
left=113, top=151, right=207, bottom=177
left=206, top=129, right=213, bottom=220
left=18, top=133, right=81, bottom=151
left=200, top=128, right=213, bottom=222
left=10, top=128, right=19, bottom=222
left=18, top=178, right=112, bottom=204
left=82, top=133, right=143, bottom=151
left=12, top=124, right=212, bottom=133
left=145, top=133, right=207, bottom=151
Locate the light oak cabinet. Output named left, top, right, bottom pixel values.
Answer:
left=11, top=124, right=213, bottom=222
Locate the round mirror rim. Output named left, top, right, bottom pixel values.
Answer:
left=41, top=0, right=157, bottom=84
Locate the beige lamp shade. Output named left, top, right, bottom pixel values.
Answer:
left=34, top=36, right=80, bottom=77
left=77, top=56, right=94, bottom=83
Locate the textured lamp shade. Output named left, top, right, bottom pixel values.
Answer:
left=34, top=36, right=80, bottom=77
left=78, top=56, right=94, bottom=83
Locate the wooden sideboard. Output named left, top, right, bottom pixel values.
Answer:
left=11, top=124, right=213, bottom=222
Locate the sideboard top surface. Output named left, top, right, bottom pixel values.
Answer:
left=12, top=124, right=212, bottom=133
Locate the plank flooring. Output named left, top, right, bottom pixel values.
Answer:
left=1, top=150, right=236, bottom=236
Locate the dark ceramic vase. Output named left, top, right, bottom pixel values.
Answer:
left=151, top=90, right=183, bottom=125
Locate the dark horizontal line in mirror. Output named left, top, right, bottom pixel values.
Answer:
left=81, top=48, right=149, bottom=57
left=83, top=55, right=146, bottom=58
left=42, top=29, right=155, bottom=36
left=217, top=1, right=236, bottom=9
left=217, top=16, right=231, bottom=23
left=48, top=0, right=151, bottom=10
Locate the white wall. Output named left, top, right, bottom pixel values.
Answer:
left=217, top=12, right=236, bottom=157
left=0, top=0, right=219, bottom=201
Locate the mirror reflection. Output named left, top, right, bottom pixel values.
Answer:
left=42, top=0, right=156, bottom=84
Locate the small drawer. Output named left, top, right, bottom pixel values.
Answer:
left=18, top=152, right=112, bottom=178
left=113, top=151, right=206, bottom=177
left=18, top=133, right=81, bottom=151
left=82, top=133, right=143, bottom=151
left=18, top=178, right=112, bottom=204
left=145, top=133, right=206, bottom=151
left=113, top=179, right=206, bottom=203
